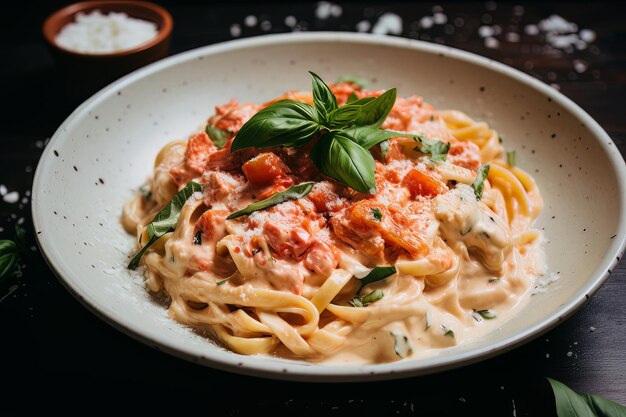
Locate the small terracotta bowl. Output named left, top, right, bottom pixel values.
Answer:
left=43, top=1, right=173, bottom=96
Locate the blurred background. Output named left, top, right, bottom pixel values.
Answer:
left=1, top=1, right=624, bottom=414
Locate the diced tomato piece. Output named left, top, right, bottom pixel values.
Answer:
left=194, top=209, right=229, bottom=243
left=307, top=182, right=347, bottom=213
left=242, top=152, right=289, bottom=185
left=257, top=176, right=294, bottom=200
left=304, top=240, right=340, bottom=276
left=205, top=148, right=241, bottom=172
left=402, top=168, right=447, bottom=198
left=185, top=132, right=216, bottom=174
left=447, top=140, right=481, bottom=171
left=332, top=200, right=428, bottom=257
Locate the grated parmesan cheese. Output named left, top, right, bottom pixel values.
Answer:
left=55, top=10, right=158, bottom=54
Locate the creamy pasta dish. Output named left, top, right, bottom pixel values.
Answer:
left=122, top=73, right=544, bottom=364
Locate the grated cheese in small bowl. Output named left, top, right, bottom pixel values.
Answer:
left=55, top=10, right=158, bottom=54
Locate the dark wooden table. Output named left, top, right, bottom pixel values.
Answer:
left=1, top=1, right=624, bottom=414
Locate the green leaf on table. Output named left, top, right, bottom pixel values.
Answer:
left=227, top=182, right=316, bottom=219
left=547, top=377, right=626, bottom=417
left=0, top=244, right=18, bottom=279
left=230, top=100, right=321, bottom=151
left=128, top=181, right=203, bottom=269
left=311, top=131, right=376, bottom=194
left=205, top=124, right=232, bottom=149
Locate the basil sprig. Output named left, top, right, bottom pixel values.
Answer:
left=0, top=225, right=26, bottom=280
left=227, top=182, right=315, bottom=219
left=128, top=181, right=202, bottom=270
left=348, top=289, right=384, bottom=307
left=471, top=164, right=490, bottom=200
left=231, top=72, right=420, bottom=194
left=205, top=124, right=232, bottom=150
left=413, top=136, right=451, bottom=162
left=506, top=150, right=516, bottom=167
left=547, top=377, right=626, bottom=417
left=391, top=331, right=413, bottom=358
left=348, top=265, right=397, bottom=307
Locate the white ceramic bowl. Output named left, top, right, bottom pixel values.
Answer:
left=32, top=33, right=626, bottom=381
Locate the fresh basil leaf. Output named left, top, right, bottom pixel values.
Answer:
left=346, top=92, right=358, bottom=104
left=414, top=137, right=450, bottom=162
left=14, top=225, right=26, bottom=255
left=353, top=88, right=397, bottom=128
left=311, top=132, right=376, bottom=194
left=205, top=124, right=232, bottom=150
left=227, top=181, right=316, bottom=219
left=372, top=208, right=382, bottom=221
left=391, top=331, right=413, bottom=358
left=356, top=265, right=397, bottom=294
left=380, top=140, right=390, bottom=159
left=309, top=71, right=338, bottom=121
left=230, top=100, right=321, bottom=152
left=349, top=289, right=384, bottom=307
left=128, top=181, right=203, bottom=269
left=471, top=164, right=490, bottom=200
left=0, top=239, right=17, bottom=274
left=477, top=309, right=496, bottom=319
left=335, top=74, right=372, bottom=89
left=342, top=126, right=417, bottom=149
left=216, top=275, right=233, bottom=286
left=328, top=98, right=377, bottom=128
left=507, top=150, right=516, bottom=167
left=0, top=251, right=18, bottom=279
left=547, top=377, right=626, bottom=417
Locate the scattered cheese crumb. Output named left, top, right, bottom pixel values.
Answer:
left=244, top=15, right=257, bottom=27
left=524, top=24, right=539, bottom=35
left=590, top=326, right=596, bottom=331
left=420, top=16, right=434, bottom=29
left=284, top=16, right=297, bottom=28
left=0, top=184, right=6, bottom=196
left=356, top=20, right=371, bottom=32
left=566, top=351, right=573, bottom=357
left=484, top=37, right=500, bottom=49
left=372, top=13, right=403, bottom=35
left=230, top=24, right=241, bottom=37
left=433, top=12, right=448, bottom=25
left=315, top=2, right=342, bottom=19
left=3, top=191, right=19, bottom=204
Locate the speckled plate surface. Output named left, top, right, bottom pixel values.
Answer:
left=32, top=33, right=626, bottom=381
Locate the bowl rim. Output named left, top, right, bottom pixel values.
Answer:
left=42, top=0, right=173, bottom=57
left=32, top=32, right=626, bottom=382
